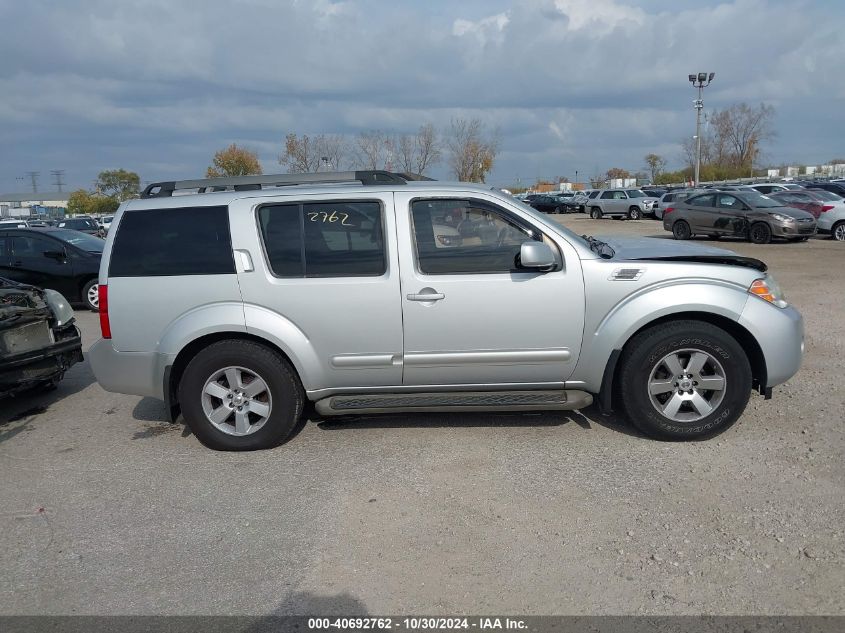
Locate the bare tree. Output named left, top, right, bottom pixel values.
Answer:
left=446, top=118, right=499, bottom=183
left=279, top=133, right=347, bottom=173
left=710, top=103, right=775, bottom=170
left=353, top=130, right=396, bottom=170
left=643, top=154, right=667, bottom=182
left=397, top=123, right=442, bottom=176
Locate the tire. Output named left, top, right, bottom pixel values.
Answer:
left=749, top=222, right=772, bottom=244
left=82, top=278, right=99, bottom=312
left=618, top=320, right=751, bottom=440
left=831, top=221, right=845, bottom=241
left=628, top=207, right=642, bottom=220
left=178, top=340, right=305, bottom=451
left=672, top=220, right=691, bottom=240
left=590, top=207, right=603, bottom=219
left=554, top=206, right=561, bottom=214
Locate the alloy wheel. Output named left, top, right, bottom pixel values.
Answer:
left=647, top=349, right=726, bottom=423
left=201, top=366, right=273, bottom=436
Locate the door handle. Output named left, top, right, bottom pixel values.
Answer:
left=407, top=292, right=445, bottom=302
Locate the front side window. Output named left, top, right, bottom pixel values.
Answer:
left=411, top=199, right=545, bottom=274
left=258, top=200, right=385, bottom=278
left=11, top=235, right=58, bottom=257
left=109, top=206, right=234, bottom=277
left=613, top=191, right=628, bottom=200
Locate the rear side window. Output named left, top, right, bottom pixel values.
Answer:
left=109, top=206, right=234, bottom=277
left=258, top=201, right=385, bottom=277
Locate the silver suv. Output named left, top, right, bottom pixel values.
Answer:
left=89, top=171, right=804, bottom=450
left=589, top=189, right=658, bottom=220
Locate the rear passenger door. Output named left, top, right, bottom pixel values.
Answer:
left=232, top=192, right=404, bottom=392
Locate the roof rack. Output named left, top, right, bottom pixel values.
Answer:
left=140, top=170, right=434, bottom=198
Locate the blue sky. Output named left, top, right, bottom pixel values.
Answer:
left=1, top=0, right=843, bottom=192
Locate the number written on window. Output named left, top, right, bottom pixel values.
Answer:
left=306, top=210, right=353, bottom=226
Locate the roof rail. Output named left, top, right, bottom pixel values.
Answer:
left=140, top=170, right=433, bottom=198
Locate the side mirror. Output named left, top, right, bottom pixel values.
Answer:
left=44, top=249, right=66, bottom=261
left=518, top=241, right=556, bottom=270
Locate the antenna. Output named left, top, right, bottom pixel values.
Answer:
left=50, top=169, right=66, bottom=192
left=25, top=171, right=40, bottom=193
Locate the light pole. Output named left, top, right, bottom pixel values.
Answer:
left=688, top=72, right=715, bottom=187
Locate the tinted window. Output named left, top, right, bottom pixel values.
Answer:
left=258, top=201, right=385, bottom=278
left=663, top=194, right=675, bottom=202
left=11, top=235, right=58, bottom=257
left=411, top=199, right=543, bottom=274
left=687, top=194, right=715, bottom=207
left=588, top=191, right=601, bottom=199
left=109, top=206, right=234, bottom=277
left=50, top=229, right=105, bottom=252
left=0, top=235, right=8, bottom=258
left=599, top=191, right=614, bottom=199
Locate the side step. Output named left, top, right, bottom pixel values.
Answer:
left=314, top=390, right=593, bottom=416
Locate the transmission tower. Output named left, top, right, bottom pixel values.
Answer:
left=50, top=170, right=66, bottom=192
left=25, top=171, right=40, bottom=193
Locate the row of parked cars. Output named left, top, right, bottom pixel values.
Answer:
left=519, top=181, right=845, bottom=243
left=0, top=215, right=114, bottom=236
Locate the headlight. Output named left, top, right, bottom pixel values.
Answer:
left=770, top=213, right=793, bottom=223
left=749, top=276, right=788, bottom=308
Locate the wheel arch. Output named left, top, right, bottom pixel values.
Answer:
left=597, top=311, right=767, bottom=413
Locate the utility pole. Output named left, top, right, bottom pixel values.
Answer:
left=50, top=169, right=66, bottom=192
left=688, top=72, right=715, bottom=187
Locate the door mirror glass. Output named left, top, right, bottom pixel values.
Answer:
left=518, top=242, right=556, bottom=270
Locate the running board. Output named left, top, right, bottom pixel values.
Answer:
left=314, top=390, right=593, bottom=416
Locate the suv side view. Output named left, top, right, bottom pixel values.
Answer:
left=589, top=189, right=657, bottom=220
left=90, top=171, right=804, bottom=451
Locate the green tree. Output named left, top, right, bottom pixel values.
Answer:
left=96, top=169, right=141, bottom=201
left=644, top=154, right=667, bottom=182
left=66, top=188, right=119, bottom=215
left=66, top=189, right=93, bottom=215
left=207, top=143, right=263, bottom=177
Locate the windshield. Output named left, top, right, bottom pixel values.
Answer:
left=741, top=192, right=782, bottom=208
left=626, top=190, right=646, bottom=198
left=51, top=229, right=105, bottom=252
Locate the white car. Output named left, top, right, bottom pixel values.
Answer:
left=0, top=219, right=29, bottom=228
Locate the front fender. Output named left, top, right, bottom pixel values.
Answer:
left=573, top=279, right=750, bottom=392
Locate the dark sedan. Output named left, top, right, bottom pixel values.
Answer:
left=0, top=228, right=104, bottom=311
left=663, top=191, right=816, bottom=244
left=56, top=217, right=103, bottom=236
left=525, top=194, right=575, bottom=214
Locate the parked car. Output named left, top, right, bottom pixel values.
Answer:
left=1, top=277, right=83, bottom=398
left=525, top=194, right=569, bottom=214
left=803, top=181, right=845, bottom=198
left=570, top=190, right=594, bottom=213
left=642, top=188, right=667, bottom=199
left=99, top=215, right=115, bottom=234
left=768, top=190, right=835, bottom=219
left=589, top=189, right=658, bottom=220
left=663, top=191, right=817, bottom=244
left=0, top=228, right=104, bottom=311
left=0, top=219, right=29, bottom=228
left=749, top=183, right=805, bottom=195
left=653, top=190, right=704, bottom=220
left=55, top=217, right=103, bottom=237
left=89, top=170, right=804, bottom=450
left=792, top=190, right=845, bottom=241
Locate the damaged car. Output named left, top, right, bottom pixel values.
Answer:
left=1, top=277, right=83, bottom=398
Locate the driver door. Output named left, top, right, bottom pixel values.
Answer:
left=393, top=193, right=585, bottom=386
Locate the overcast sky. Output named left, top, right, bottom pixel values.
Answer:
left=2, top=0, right=843, bottom=192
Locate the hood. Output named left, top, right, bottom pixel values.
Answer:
left=595, top=236, right=767, bottom=272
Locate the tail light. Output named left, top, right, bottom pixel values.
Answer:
left=821, top=205, right=834, bottom=213
left=664, top=207, right=675, bottom=215
left=98, top=284, right=111, bottom=339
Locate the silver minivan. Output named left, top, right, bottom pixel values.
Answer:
left=89, top=171, right=804, bottom=450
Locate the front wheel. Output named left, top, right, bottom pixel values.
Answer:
left=749, top=222, right=772, bottom=244
left=672, top=220, right=691, bottom=240
left=618, top=320, right=751, bottom=440
left=830, top=221, right=845, bottom=241
left=590, top=207, right=603, bottom=219
left=178, top=340, right=304, bottom=451
left=82, top=279, right=99, bottom=312
left=628, top=207, right=642, bottom=220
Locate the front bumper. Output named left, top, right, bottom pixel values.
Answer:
left=771, top=221, right=816, bottom=237
left=0, top=326, right=83, bottom=397
left=738, top=298, right=804, bottom=388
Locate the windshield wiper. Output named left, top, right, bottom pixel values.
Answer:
left=582, top=235, right=615, bottom=259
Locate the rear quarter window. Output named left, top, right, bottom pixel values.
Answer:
left=109, top=206, right=235, bottom=277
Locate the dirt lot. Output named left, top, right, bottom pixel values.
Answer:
left=1, top=215, right=843, bottom=616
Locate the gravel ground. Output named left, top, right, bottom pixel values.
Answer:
left=0, top=215, right=843, bottom=616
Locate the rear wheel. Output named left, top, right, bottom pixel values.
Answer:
left=672, top=220, right=691, bottom=240
left=628, top=207, right=642, bottom=220
left=554, top=206, right=561, bottom=214
left=831, top=221, right=845, bottom=241
left=618, top=320, right=751, bottom=440
left=749, top=222, right=772, bottom=244
left=590, top=207, right=603, bottom=219
left=82, top=279, right=99, bottom=312
left=178, top=340, right=304, bottom=451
